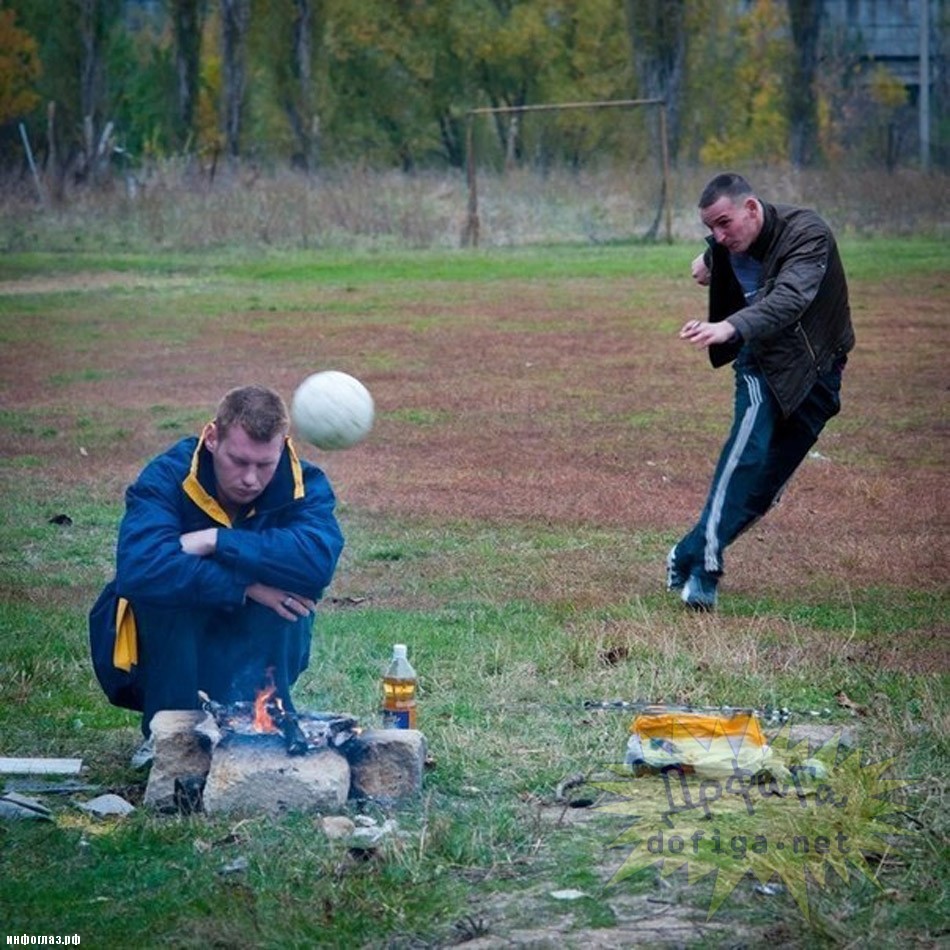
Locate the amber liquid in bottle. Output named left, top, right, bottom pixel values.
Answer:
left=381, top=644, right=417, bottom=729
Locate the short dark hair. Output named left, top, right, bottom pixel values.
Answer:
left=699, top=173, right=755, bottom=210
left=214, top=385, right=289, bottom=442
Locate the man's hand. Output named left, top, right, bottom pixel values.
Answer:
left=691, top=253, right=711, bottom=286
left=245, top=582, right=317, bottom=621
left=679, top=319, right=737, bottom=348
left=180, top=528, right=218, bottom=557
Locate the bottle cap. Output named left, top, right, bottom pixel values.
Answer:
left=393, top=644, right=407, bottom=660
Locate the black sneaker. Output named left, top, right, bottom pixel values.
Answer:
left=681, top=573, right=718, bottom=611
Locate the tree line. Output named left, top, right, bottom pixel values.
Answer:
left=1, top=0, right=943, bottom=185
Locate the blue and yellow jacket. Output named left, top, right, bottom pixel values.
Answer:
left=89, top=433, right=344, bottom=708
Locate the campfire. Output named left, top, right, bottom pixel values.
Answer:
left=142, top=679, right=426, bottom=815
left=198, top=673, right=359, bottom=757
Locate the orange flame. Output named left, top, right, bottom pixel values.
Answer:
left=253, top=669, right=281, bottom=734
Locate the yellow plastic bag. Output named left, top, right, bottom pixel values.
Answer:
left=625, top=706, right=771, bottom=778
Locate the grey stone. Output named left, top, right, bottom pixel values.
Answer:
left=321, top=815, right=356, bottom=839
left=143, top=710, right=215, bottom=812
left=138, top=710, right=425, bottom=815
left=346, top=728, right=427, bottom=801
left=202, top=735, right=350, bottom=816
left=77, top=793, right=135, bottom=817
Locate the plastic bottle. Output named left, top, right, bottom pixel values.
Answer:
left=381, top=643, right=417, bottom=729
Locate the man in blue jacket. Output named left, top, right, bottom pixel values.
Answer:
left=90, top=385, right=344, bottom=753
left=669, top=173, right=854, bottom=611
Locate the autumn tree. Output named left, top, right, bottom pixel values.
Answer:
left=505, top=0, right=633, bottom=170
left=321, top=0, right=481, bottom=169
left=0, top=8, right=41, bottom=126
left=697, top=0, right=790, bottom=166
left=77, top=0, right=123, bottom=163
left=7, top=0, right=122, bottom=176
left=403, top=0, right=479, bottom=169
left=287, top=0, right=316, bottom=168
left=472, top=0, right=559, bottom=164
left=220, top=0, right=249, bottom=158
left=786, top=0, right=823, bottom=167
left=6, top=0, right=938, bottom=176
left=622, top=0, right=687, bottom=162
left=171, top=0, right=205, bottom=148
left=450, top=0, right=629, bottom=170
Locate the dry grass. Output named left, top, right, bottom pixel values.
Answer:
left=1, top=162, right=948, bottom=254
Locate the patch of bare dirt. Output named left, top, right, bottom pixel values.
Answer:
left=4, top=270, right=946, bottom=667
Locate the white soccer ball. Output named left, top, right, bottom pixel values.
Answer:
left=290, top=371, right=375, bottom=450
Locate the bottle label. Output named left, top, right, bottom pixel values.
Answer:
left=381, top=708, right=414, bottom=729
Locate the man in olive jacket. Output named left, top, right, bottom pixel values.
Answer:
left=669, top=173, right=855, bottom=610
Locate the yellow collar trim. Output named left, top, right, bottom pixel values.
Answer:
left=181, top=430, right=304, bottom=525
left=182, top=430, right=233, bottom=527
left=286, top=437, right=305, bottom=500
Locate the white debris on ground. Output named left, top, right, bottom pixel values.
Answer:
left=76, top=793, right=136, bottom=817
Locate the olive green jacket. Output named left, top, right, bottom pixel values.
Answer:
left=705, top=201, right=855, bottom=416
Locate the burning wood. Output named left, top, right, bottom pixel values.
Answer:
left=264, top=695, right=309, bottom=756
left=198, top=689, right=359, bottom=756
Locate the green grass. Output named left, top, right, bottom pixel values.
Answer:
left=836, top=237, right=950, bottom=279
left=1, top=235, right=946, bottom=288
left=0, top=240, right=947, bottom=948
left=1, top=480, right=945, bottom=946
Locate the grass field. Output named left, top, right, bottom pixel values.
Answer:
left=0, top=236, right=947, bottom=948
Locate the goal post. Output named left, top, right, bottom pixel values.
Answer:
left=462, top=98, right=672, bottom=248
